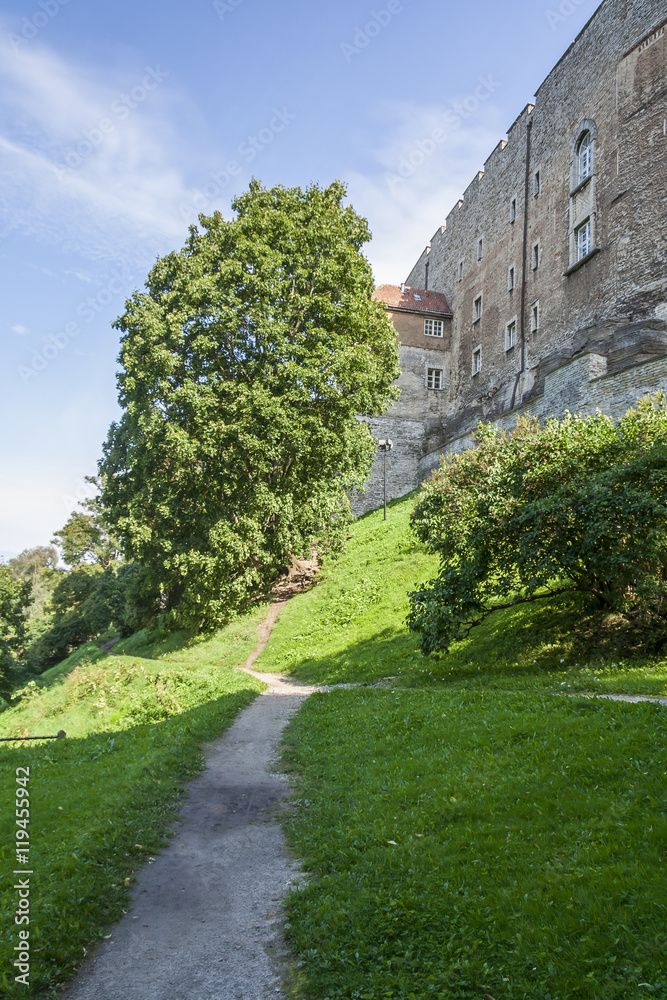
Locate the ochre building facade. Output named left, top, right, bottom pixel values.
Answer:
left=356, top=0, right=667, bottom=514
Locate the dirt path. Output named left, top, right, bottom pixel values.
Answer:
left=63, top=606, right=318, bottom=1000
left=571, top=691, right=667, bottom=706
left=60, top=570, right=666, bottom=1000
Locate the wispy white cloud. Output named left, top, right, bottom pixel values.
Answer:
left=345, top=96, right=507, bottom=285
left=0, top=30, right=218, bottom=270
left=12, top=324, right=30, bottom=335
left=0, top=26, right=508, bottom=293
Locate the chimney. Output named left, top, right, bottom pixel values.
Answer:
left=400, top=282, right=405, bottom=293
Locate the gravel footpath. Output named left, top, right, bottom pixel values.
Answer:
left=63, top=609, right=316, bottom=1000
left=60, top=589, right=667, bottom=998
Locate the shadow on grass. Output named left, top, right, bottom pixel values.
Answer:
left=0, top=682, right=261, bottom=1000
left=285, top=590, right=662, bottom=690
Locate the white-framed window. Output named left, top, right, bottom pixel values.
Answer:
left=505, top=319, right=517, bottom=350
left=577, top=218, right=592, bottom=260
left=532, top=243, right=540, bottom=270
left=477, top=237, right=483, bottom=260
left=534, top=169, right=541, bottom=196
left=531, top=300, right=540, bottom=332
left=472, top=347, right=481, bottom=375
left=510, top=197, right=517, bottom=224
left=426, top=367, right=444, bottom=390
left=508, top=265, right=515, bottom=291
left=578, top=131, right=593, bottom=183
left=567, top=122, right=598, bottom=272
left=473, top=294, right=483, bottom=322
left=458, top=259, right=464, bottom=282
left=424, top=318, right=444, bottom=338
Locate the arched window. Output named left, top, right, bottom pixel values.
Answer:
left=567, top=120, right=598, bottom=272
left=577, top=131, right=593, bottom=184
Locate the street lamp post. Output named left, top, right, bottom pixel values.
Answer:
left=377, top=438, right=393, bottom=520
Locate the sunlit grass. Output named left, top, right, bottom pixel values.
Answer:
left=0, top=612, right=266, bottom=999
left=257, top=494, right=667, bottom=698
left=282, top=687, right=667, bottom=1000
left=259, top=492, right=667, bottom=999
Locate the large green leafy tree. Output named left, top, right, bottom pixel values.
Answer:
left=100, top=180, right=400, bottom=628
left=0, top=566, right=32, bottom=694
left=408, top=395, right=667, bottom=655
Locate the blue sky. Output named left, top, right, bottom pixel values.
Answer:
left=0, top=0, right=600, bottom=558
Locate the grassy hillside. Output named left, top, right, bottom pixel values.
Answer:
left=0, top=609, right=267, bottom=999
left=2, top=489, right=665, bottom=1000
left=254, top=494, right=667, bottom=1000
left=256, top=493, right=667, bottom=698
left=283, top=688, right=666, bottom=1000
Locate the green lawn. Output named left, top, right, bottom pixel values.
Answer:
left=0, top=610, right=266, bottom=999
left=2, top=488, right=666, bottom=1000
left=255, top=493, right=438, bottom=685
left=252, top=493, right=667, bottom=999
left=282, top=687, right=666, bottom=1000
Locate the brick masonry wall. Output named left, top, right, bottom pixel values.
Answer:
left=404, top=0, right=666, bottom=460
left=356, top=0, right=667, bottom=514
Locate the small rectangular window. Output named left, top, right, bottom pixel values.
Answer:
left=477, top=238, right=483, bottom=261
left=534, top=170, right=541, bottom=196
left=532, top=243, right=540, bottom=270
left=508, top=266, right=515, bottom=291
left=577, top=219, right=592, bottom=260
left=531, top=300, right=540, bottom=332
left=473, top=295, right=482, bottom=322
left=458, top=260, right=464, bottom=282
left=472, top=347, right=481, bottom=375
left=427, top=367, right=444, bottom=390
left=510, top=198, right=517, bottom=224
left=424, top=318, right=444, bottom=338
left=506, top=320, right=517, bottom=350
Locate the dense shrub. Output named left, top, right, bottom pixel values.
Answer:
left=408, top=395, right=667, bottom=655
left=0, top=567, right=32, bottom=693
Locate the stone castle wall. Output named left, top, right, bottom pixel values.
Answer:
left=353, top=0, right=667, bottom=513
left=351, top=341, right=449, bottom=514
left=419, top=351, right=667, bottom=477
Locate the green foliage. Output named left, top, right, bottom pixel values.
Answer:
left=0, top=614, right=265, bottom=998
left=8, top=547, right=59, bottom=618
left=8, top=546, right=58, bottom=584
left=25, top=567, right=102, bottom=668
left=408, top=395, right=667, bottom=655
left=99, top=179, right=400, bottom=630
left=52, top=478, right=121, bottom=570
left=256, top=492, right=667, bottom=696
left=16, top=484, right=129, bottom=675
left=281, top=688, right=667, bottom=1000
left=23, top=562, right=154, bottom=670
left=0, top=567, right=32, bottom=693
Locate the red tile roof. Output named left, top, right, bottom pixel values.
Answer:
left=372, top=284, right=453, bottom=317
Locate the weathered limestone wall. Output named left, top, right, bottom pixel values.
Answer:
left=351, top=343, right=448, bottom=514
left=419, top=350, right=667, bottom=477
left=357, top=0, right=667, bottom=514
left=405, top=0, right=666, bottom=458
